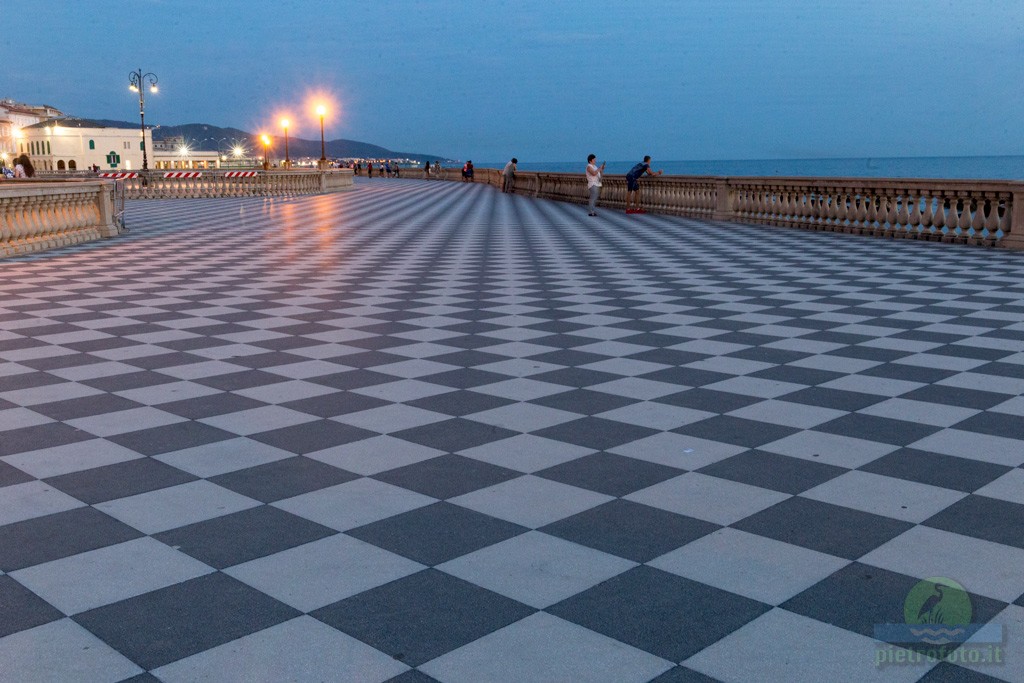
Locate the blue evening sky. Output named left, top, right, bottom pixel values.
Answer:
left=3, top=0, right=1022, bottom=161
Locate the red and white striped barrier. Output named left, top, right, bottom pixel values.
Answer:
left=98, top=172, right=139, bottom=179
left=162, top=171, right=203, bottom=178
left=223, top=171, right=258, bottom=178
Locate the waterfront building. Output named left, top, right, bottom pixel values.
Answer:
left=151, top=135, right=221, bottom=170
left=0, top=98, right=63, bottom=163
left=19, top=117, right=152, bottom=172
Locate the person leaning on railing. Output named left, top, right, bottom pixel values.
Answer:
left=625, top=155, right=662, bottom=214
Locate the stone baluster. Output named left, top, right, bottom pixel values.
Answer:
left=896, top=191, right=910, bottom=235
left=957, top=196, right=973, bottom=233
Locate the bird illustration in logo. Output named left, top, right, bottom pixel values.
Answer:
left=916, top=583, right=945, bottom=624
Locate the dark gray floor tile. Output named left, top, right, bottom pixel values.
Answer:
left=0, top=507, right=143, bottom=572
left=900, top=385, right=1013, bottom=410
left=391, top=419, right=517, bottom=452
left=0, top=460, right=34, bottom=488
left=209, top=456, right=359, bottom=503
left=860, top=449, right=1011, bottom=493
left=699, top=449, right=847, bottom=494
left=733, top=497, right=912, bottom=559
left=416, top=368, right=510, bottom=389
left=29, top=393, right=143, bottom=421
left=373, top=454, right=520, bottom=499
left=82, top=371, right=180, bottom=393
left=346, top=502, right=527, bottom=566
left=1, top=371, right=65, bottom=391
left=531, top=389, right=638, bottom=415
left=280, top=391, right=389, bottom=418
left=530, top=368, right=621, bottom=388
left=158, top=392, right=266, bottom=419
left=749, top=365, right=844, bottom=386
left=974, top=361, right=1024, bottom=380
left=783, top=562, right=1006, bottom=643
left=639, top=367, right=734, bottom=388
left=384, top=669, right=442, bottom=683
left=406, top=390, right=513, bottom=417
left=859, top=363, right=956, bottom=384
left=548, top=565, right=769, bottom=661
left=533, top=417, right=659, bottom=451
left=192, top=370, right=290, bottom=391
left=312, top=569, right=533, bottom=667
left=673, top=416, right=800, bottom=448
left=529, top=349, right=609, bottom=367
left=109, top=422, right=235, bottom=456
left=536, top=452, right=685, bottom=497
left=540, top=499, right=719, bottom=563
left=121, top=352, right=208, bottom=370
left=825, top=344, right=909, bottom=362
left=925, top=495, right=1024, bottom=549
left=154, top=505, right=336, bottom=569
left=44, top=458, right=196, bottom=504
left=0, top=423, right=94, bottom=457
left=249, top=420, right=376, bottom=454
left=648, top=667, right=722, bottom=683
left=308, top=369, right=400, bottom=390
left=20, top=353, right=106, bottom=372
left=917, top=663, right=1007, bottom=682
left=951, top=412, right=1024, bottom=440
left=74, top=573, right=299, bottom=670
left=655, top=388, right=761, bottom=414
left=780, top=387, right=887, bottom=411
left=627, top=349, right=710, bottom=366
left=814, top=413, right=940, bottom=446
left=428, top=350, right=510, bottom=368
left=0, top=575, right=64, bottom=637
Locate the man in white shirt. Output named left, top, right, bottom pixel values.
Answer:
left=502, top=158, right=517, bottom=193
left=586, top=154, right=605, bottom=216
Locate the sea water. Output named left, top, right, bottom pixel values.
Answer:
left=480, top=157, right=1024, bottom=180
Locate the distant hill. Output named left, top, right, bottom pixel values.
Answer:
left=88, top=119, right=451, bottom=162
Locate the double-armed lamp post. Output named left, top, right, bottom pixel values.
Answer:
left=128, top=69, right=158, bottom=171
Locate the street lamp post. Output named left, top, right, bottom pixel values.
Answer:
left=128, top=68, right=158, bottom=171
left=260, top=135, right=270, bottom=170
left=281, top=119, right=290, bottom=169
left=316, top=105, right=326, bottom=163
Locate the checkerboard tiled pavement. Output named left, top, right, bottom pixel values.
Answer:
left=2, top=178, right=1024, bottom=681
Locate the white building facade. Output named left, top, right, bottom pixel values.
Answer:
left=19, top=118, right=153, bottom=172
left=0, top=99, right=63, bottom=163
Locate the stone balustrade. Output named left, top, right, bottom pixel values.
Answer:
left=0, top=180, right=119, bottom=258
left=428, top=168, right=1024, bottom=250
left=122, top=169, right=354, bottom=199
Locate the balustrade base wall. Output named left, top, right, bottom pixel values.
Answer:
left=439, top=169, right=1022, bottom=251
left=1, top=180, right=118, bottom=260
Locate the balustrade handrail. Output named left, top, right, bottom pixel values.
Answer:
left=413, top=166, right=1024, bottom=250
left=0, top=178, right=119, bottom=258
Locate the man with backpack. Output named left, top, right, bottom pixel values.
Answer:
left=625, top=155, right=663, bottom=214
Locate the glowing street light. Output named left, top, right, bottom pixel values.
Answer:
left=315, top=105, right=326, bottom=162
left=260, top=134, right=270, bottom=170
left=128, top=68, right=158, bottom=170
left=281, top=119, right=290, bottom=169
